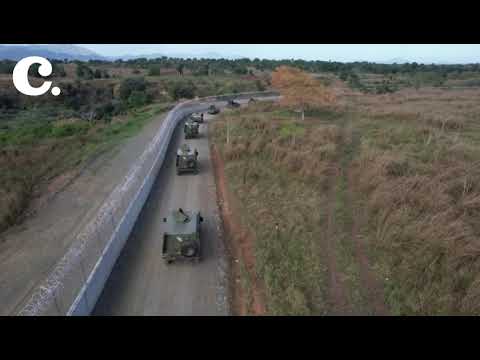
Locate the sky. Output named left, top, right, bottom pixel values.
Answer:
left=78, top=44, right=480, bottom=64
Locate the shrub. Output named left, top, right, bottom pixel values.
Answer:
left=0, top=60, right=15, bottom=74
left=127, top=90, right=150, bottom=108
left=255, top=79, right=266, bottom=91
left=76, top=63, right=94, bottom=79
left=54, top=64, right=67, bottom=77
left=148, top=65, right=161, bottom=76
left=119, top=77, right=148, bottom=100
left=168, top=80, right=196, bottom=100
left=0, top=92, right=20, bottom=110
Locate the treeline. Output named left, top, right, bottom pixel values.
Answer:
left=3, top=57, right=480, bottom=78
left=0, top=77, right=154, bottom=122
left=3, top=58, right=480, bottom=78
left=0, top=59, right=67, bottom=77
left=80, top=57, right=480, bottom=76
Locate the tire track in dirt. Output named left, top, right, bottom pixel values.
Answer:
left=211, top=144, right=266, bottom=315
left=324, top=162, right=350, bottom=315
left=322, top=119, right=351, bottom=315
left=347, top=165, right=389, bottom=316
left=323, top=122, right=389, bottom=316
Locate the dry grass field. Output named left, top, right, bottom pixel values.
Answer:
left=211, top=83, right=480, bottom=315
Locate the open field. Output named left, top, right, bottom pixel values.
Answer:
left=211, top=84, right=480, bottom=315
left=0, top=103, right=172, bottom=234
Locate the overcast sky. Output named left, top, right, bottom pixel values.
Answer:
left=78, top=44, right=480, bottom=63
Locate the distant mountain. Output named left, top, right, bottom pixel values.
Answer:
left=384, top=57, right=462, bottom=65
left=0, top=45, right=248, bottom=62
left=0, top=44, right=106, bottom=61
left=110, top=51, right=243, bottom=60
left=385, top=57, right=411, bottom=64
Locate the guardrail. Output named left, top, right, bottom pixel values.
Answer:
left=15, top=90, right=279, bottom=316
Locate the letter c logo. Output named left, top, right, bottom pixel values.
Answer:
left=13, top=56, right=61, bottom=96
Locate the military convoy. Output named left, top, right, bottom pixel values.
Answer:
left=162, top=208, right=203, bottom=264
left=163, top=104, right=226, bottom=265
left=184, top=119, right=200, bottom=139
left=208, top=105, right=220, bottom=114
left=176, top=144, right=199, bottom=175
left=227, top=99, right=241, bottom=108
left=190, top=112, right=204, bottom=123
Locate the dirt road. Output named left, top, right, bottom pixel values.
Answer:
left=0, top=111, right=169, bottom=315
left=93, top=113, right=228, bottom=315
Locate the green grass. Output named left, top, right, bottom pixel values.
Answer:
left=0, top=102, right=171, bottom=233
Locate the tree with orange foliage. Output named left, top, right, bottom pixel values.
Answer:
left=271, top=66, right=336, bottom=121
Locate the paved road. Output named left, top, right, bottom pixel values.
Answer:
left=93, top=112, right=228, bottom=315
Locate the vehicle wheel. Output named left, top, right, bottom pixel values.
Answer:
left=181, top=243, right=198, bottom=258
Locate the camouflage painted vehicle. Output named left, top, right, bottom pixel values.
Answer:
left=226, top=99, right=240, bottom=108
left=184, top=119, right=200, bottom=139
left=162, top=208, right=203, bottom=264
left=207, top=104, right=220, bottom=114
left=190, top=112, right=204, bottom=123
left=176, top=144, right=199, bottom=175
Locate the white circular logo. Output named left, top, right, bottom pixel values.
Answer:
left=12, top=56, right=61, bottom=96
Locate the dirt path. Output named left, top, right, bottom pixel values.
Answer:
left=347, top=167, right=389, bottom=316
left=211, top=144, right=266, bottom=315
left=326, top=124, right=388, bottom=316
left=0, top=111, right=169, bottom=315
left=323, top=160, right=350, bottom=315
left=322, top=122, right=389, bottom=315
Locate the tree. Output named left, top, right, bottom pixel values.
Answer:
left=168, top=80, right=196, bottom=100
left=255, top=79, right=266, bottom=91
left=0, top=91, right=20, bottom=110
left=119, top=77, right=147, bottom=100
left=339, top=70, right=349, bottom=81
left=54, top=64, right=67, bottom=77
left=271, top=66, right=336, bottom=121
left=176, top=63, right=184, bottom=76
left=148, top=65, right=161, bottom=76
left=94, top=69, right=102, bottom=79
left=76, top=63, right=94, bottom=79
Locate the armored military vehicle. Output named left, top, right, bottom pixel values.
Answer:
left=190, top=112, right=204, bottom=123
left=176, top=143, right=199, bottom=175
left=227, top=99, right=240, bottom=108
left=162, top=208, right=203, bottom=264
left=184, top=119, right=200, bottom=139
left=208, top=104, right=220, bottom=114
